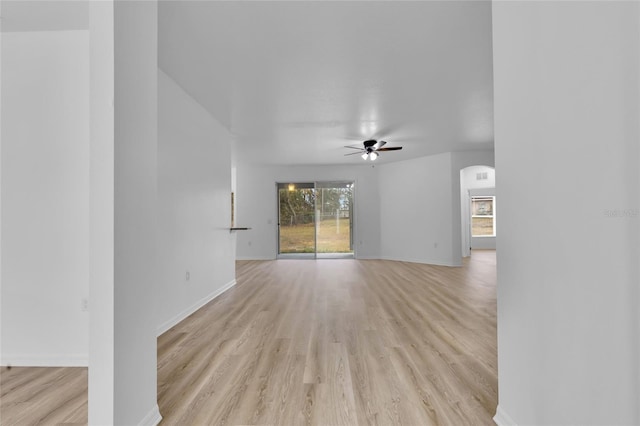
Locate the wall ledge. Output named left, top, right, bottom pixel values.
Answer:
left=156, top=279, right=236, bottom=336
left=494, top=405, right=518, bottom=426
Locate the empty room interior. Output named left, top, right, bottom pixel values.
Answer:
left=1, top=1, right=639, bottom=425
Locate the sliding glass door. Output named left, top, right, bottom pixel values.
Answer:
left=277, top=183, right=316, bottom=257
left=277, top=182, right=354, bottom=259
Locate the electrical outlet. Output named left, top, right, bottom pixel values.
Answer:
left=81, top=298, right=89, bottom=312
left=186, top=271, right=190, bottom=281
left=434, top=242, right=438, bottom=248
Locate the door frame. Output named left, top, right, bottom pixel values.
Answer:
left=276, top=181, right=355, bottom=259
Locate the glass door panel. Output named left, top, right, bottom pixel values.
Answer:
left=316, top=182, right=354, bottom=258
left=278, top=183, right=316, bottom=256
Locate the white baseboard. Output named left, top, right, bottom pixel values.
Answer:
left=0, top=353, right=88, bottom=367
left=379, top=255, right=461, bottom=267
left=354, top=254, right=379, bottom=259
left=235, top=256, right=274, bottom=261
left=156, top=279, right=236, bottom=336
left=494, top=405, right=517, bottom=426
left=138, top=404, right=162, bottom=426
left=236, top=254, right=462, bottom=266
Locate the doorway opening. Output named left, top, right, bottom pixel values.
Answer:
left=460, top=165, right=496, bottom=258
left=277, top=181, right=354, bottom=259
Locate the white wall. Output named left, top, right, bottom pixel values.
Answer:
left=460, top=165, right=496, bottom=254
left=1, top=30, right=90, bottom=366
left=0, top=0, right=3, bottom=367
left=493, top=2, right=640, bottom=425
left=236, top=151, right=493, bottom=264
left=157, top=69, right=236, bottom=335
left=88, top=1, right=115, bottom=422
left=462, top=165, right=495, bottom=190
left=235, top=163, right=380, bottom=259
left=378, top=150, right=494, bottom=266
left=379, top=152, right=455, bottom=265
left=112, top=1, right=160, bottom=424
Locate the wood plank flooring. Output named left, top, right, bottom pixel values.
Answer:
left=0, top=367, right=87, bottom=425
left=0, top=252, right=497, bottom=425
left=158, top=252, right=497, bottom=425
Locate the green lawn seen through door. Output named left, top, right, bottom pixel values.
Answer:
left=279, top=217, right=351, bottom=253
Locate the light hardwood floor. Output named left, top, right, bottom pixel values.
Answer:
left=0, top=367, right=87, bottom=425
left=159, top=252, right=497, bottom=425
left=1, top=252, right=497, bottom=425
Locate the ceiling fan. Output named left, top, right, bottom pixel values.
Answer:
left=344, top=139, right=403, bottom=161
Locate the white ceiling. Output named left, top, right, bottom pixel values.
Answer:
left=3, top=1, right=494, bottom=166
left=159, top=1, right=494, bottom=166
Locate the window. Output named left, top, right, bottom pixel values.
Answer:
left=471, top=196, right=495, bottom=237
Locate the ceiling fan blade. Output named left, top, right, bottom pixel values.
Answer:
left=344, top=151, right=365, bottom=156
left=374, top=140, right=387, bottom=150
left=344, top=145, right=364, bottom=150
left=377, top=147, right=403, bottom=151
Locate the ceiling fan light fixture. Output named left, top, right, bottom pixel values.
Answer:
left=346, top=139, right=402, bottom=160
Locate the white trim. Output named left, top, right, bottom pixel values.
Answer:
left=156, top=279, right=236, bottom=336
left=238, top=255, right=461, bottom=266
left=494, top=405, right=518, bottom=426
left=0, top=353, right=88, bottom=367
left=354, top=254, right=379, bottom=260
left=236, top=256, right=274, bottom=261
left=138, top=404, right=162, bottom=426
left=379, top=255, right=462, bottom=267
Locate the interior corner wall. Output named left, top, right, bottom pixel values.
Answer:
left=1, top=30, right=90, bottom=366
left=378, top=150, right=493, bottom=267
left=378, top=152, right=456, bottom=265
left=235, top=164, right=380, bottom=260
left=157, top=69, right=235, bottom=335
left=493, top=2, right=640, bottom=425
